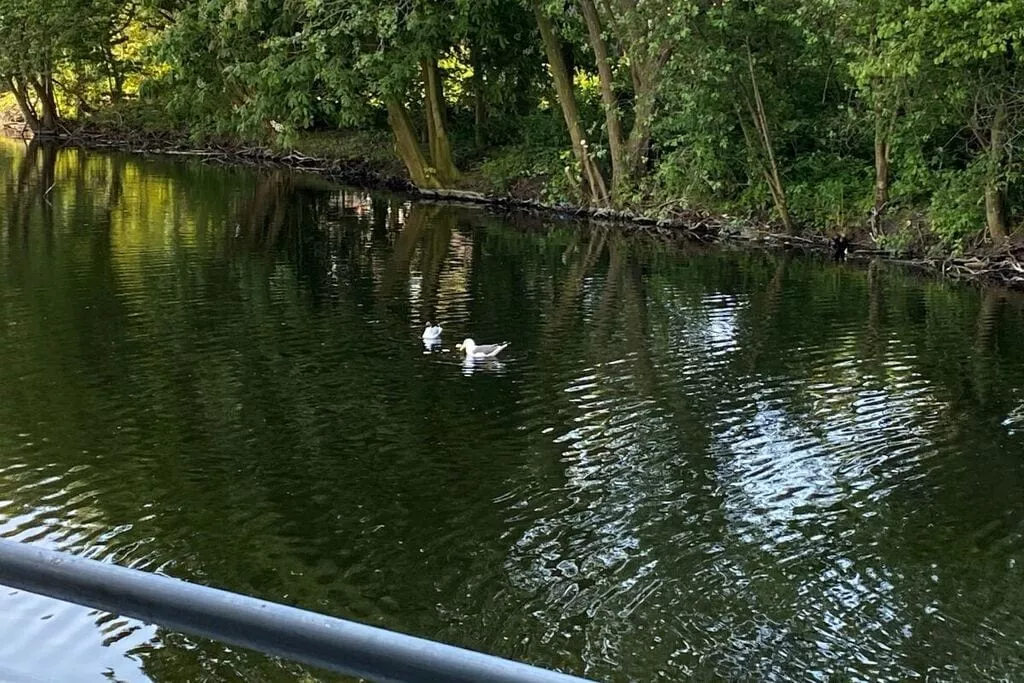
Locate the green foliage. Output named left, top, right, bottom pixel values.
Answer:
left=84, top=99, right=183, bottom=135
left=927, top=167, right=987, bottom=252
left=290, top=128, right=403, bottom=174
left=3, top=0, right=1024, bottom=250
left=0, top=0, right=149, bottom=130
left=478, top=144, right=561, bottom=195
left=873, top=222, right=916, bottom=256
left=787, top=154, right=873, bottom=231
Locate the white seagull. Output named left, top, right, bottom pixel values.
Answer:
left=456, top=338, right=509, bottom=359
left=422, top=322, right=443, bottom=340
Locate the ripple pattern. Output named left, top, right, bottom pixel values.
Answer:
left=1, top=142, right=1024, bottom=682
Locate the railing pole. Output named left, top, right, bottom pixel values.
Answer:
left=0, top=539, right=592, bottom=683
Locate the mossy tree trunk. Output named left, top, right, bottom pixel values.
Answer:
left=422, top=58, right=458, bottom=186
left=984, top=98, right=1008, bottom=242
left=386, top=96, right=441, bottom=189
left=5, top=75, right=40, bottom=133
left=577, top=0, right=667, bottom=205
left=579, top=0, right=624, bottom=199
left=29, top=67, right=60, bottom=136
left=531, top=0, right=609, bottom=206
left=384, top=58, right=459, bottom=191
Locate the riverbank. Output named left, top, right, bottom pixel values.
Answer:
left=19, top=123, right=1024, bottom=290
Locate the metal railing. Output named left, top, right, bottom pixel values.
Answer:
left=0, top=539, right=592, bottom=683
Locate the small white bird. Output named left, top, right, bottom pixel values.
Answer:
left=422, top=322, right=443, bottom=340
left=456, top=338, right=509, bottom=359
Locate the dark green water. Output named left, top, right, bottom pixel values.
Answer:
left=2, top=139, right=1024, bottom=682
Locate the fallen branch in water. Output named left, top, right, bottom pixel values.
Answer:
left=886, top=248, right=1024, bottom=288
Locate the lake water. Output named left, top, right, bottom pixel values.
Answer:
left=1, top=139, right=1024, bottom=682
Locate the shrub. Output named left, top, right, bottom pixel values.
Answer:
left=785, top=153, right=873, bottom=232
left=926, top=167, right=985, bottom=252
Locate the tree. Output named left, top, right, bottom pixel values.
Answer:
left=530, top=0, right=696, bottom=207
left=284, top=0, right=465, bottom=188
left=920, top=0, right=1024, bottom=242
left=153, top=0, right=311, bottom=138
left=530, top=0, right=609, bottom=205
left=0, top=0, right=139, bottom=134
left=657, top=0, right=833, bottom=231
left=576, top=0, right=694, bottom=203
left=459, top=0, right=546, bottom=149
left=808, top=0, right=908, bottom=233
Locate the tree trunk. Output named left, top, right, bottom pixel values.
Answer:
left=30, top=73, right=60, bottom=136
left=985, top=99, right=1008, bottom=242
left=579, top=0, right=625, bottom=200
left=385, top=97, right=441, bottom=189
left=106, top=47, right=125, bottom=102
left=743, top=45, right=792, bottom=232
left=625, top=72, right=656, bottom=180
left=474, top=87, right=486, bottom=149
left=866, top=28, right=892, bottom=235
left=531, top=0, right=609, bottom=206
left=6, top=76, right=40, bottom=133
left=470, top=49, right=487, bottom=149
left=421, top=58, right=458, bottom=186
left=872, top=105, right=891, bottom=234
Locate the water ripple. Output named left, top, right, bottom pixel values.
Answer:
left=1, top=143, right=1024, bottom=681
